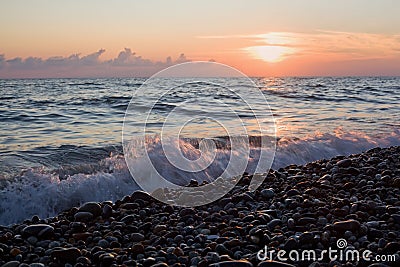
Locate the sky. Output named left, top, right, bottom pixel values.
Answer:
left=1, top=0, right=400, bottom=78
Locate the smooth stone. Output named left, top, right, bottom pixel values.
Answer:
left=366, top=221, right=380, bottom=228
left=392, top=178, right=400, bottom=188
left=74, top=212, right=93, bottom=222
left=174, top=234, right=184, bottom=243
left=260, top=189, right=275, bottom=199
left=1, top=261, right=20, bottom=267
left=51, top=247, right=81, bottom=262
left=76, top=256, right=91, bottom=265
left=180, top=208, right=196, bottom=217
left=143, top=257, right=156, bottom=267
left=48, top=241, right=61, bottom=248
left=27, top=236, right=38, bottom=245
left=173, top=247, right=184, bottom=256
left=210, top=260, right=253, bottom=267
left=333, top=219, right=360, bottom=232
left=21, top=224, right=54, bottom=238
left=131, top=243, right=145, bottom=254
left=120, top=215, right=135, bottom=223
left=102, top=204, right=113, bottom=219
left=215, top=244, right=230, bottom=255
left=207, top=235, right=219, bottom=240
left=98, top=239, right=109, bottom=248
left=299, top=232, right=314, bottom=244
left=29, top=264, right=45, bottom=267
left=131, top=233, right=145, bottom=242
left=153, top=224, right=168, bottom=234
left=200, top=228, right=211, bottom=235
left=337, top=159, right=352, bottom=168
left=78, top=202, right=102, bottom=217
left=297, top=217, right=316, bottom=225
left=9, top=248, right=21, bottom=257
left=258, top=261, right=296, bottom=267
left=287, top=218, right=295, bottom=229
left=72, top=232, right=91, bottom=241
left=151, top=264, right=169, bottom=267
left=131, top=191, right=153, bottom=201
left=392, top=214, right=400, bottom=224
left=383, top=242, right=400, bottom=253
left=99, top=253, right=115, bottom=266
left=286, top=189, right=300, bottom=197
left=268, top=219, right=282, bottom=229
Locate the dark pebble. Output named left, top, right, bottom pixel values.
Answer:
left=21, top=224, right=54, bottom=239
left=78, top=202, right=102, bottom=217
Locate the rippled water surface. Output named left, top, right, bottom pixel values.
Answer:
left=0, top=77, right=399, bottom=224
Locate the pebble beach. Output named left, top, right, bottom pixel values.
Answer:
left=1, top=146, right=399, bottom=267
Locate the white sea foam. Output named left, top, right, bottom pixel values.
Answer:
left=0, top=129, right=399, bottom=225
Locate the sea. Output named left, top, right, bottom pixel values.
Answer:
left=1, top=76, right=399, bottom=225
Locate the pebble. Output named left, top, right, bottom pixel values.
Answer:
left=337, top=159, right=352, bottom=168
left=260, top=188, right=275, bottom=199
left=268, top=219, right=281, bottom=229
left=102, top=204, right=113, bottom=219
left=131, top=243, right=145, bottom=254
left=74, top=211, right=93, bottom=222
left=9, top=248, right=21, bottom=257
left=286, top=189, right=300, bottom=197
left=51, top=247, right=81, bottom=262
left=1, top=261, right=20, bottom=267
left=153, top=224, right=168, bottom=234
left=131, top=190, right=153, bottom=201
left=388, top=175, right=400, bottom=186
left=21, top=224, right=54, bottom=239
left=131, top=233, right=145, bottom=242
left=78, top=202, right=102, bottom=217
left=333, top=219, right=360, bottom=232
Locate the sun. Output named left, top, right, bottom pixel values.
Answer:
left=246, top=45, right=295, bottom=63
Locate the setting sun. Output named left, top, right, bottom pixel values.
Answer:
left=245, top=45, right=296, bottom=62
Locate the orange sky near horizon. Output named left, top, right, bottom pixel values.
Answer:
left=1, top=0, right=400, bottom=77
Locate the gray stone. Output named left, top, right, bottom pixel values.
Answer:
left=260, top=189, right=275, bottom=199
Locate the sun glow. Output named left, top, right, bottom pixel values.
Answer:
left=246, top=45, right=295, bottom=63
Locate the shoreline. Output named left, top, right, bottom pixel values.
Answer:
left=0, top=146, right=399, bottom=266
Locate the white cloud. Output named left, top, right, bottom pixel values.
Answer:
left=0, top=49, right=190, bottom=78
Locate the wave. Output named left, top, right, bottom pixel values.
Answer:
left=0, top=129, right=399, bottom=225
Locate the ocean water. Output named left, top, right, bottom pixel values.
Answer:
left=1, top=77, right=400, bottom=224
